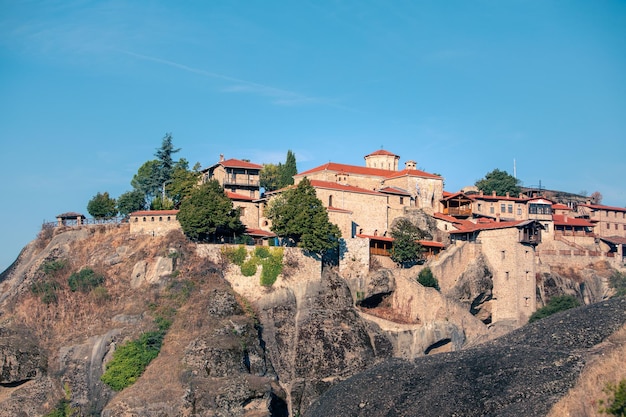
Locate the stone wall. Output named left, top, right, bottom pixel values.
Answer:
left=129, top=213, right=181, bottom=236
left=428, top=241, right=479, bottom=291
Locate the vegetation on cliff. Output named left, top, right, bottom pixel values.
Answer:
left=266, top=177, right=341, bottom=255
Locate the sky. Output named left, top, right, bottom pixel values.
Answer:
left=1, top=0, right=625, bottom=272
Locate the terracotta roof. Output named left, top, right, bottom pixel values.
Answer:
left=552, top=203, right=572, bottom=210
left=297, top=162, right=398, bottom=178
left=382, top=169, right=442, bottom=180
left=432, top=212, right=463, bottom=224
left=365, top=149, right=398, bottom=157
left=130, top=210, right=179, bottom=216
left=220, top=158, right=262, bottom=169
left=579, top=203, right=626, bottom=213
left=297, top=162, right=441, bottom=181
left=449, top=220, right=526, bottom=234
left=227, top=191, right=255, bottom=201
left=328, top=206, right=353, bottom=214
left=309, top=179, right=384, bottom=196
left=245, top=228, right=276, bottom=237
left=378, top=186, right=411, bottom=196
left=356, top=234, right=445, bottom=248
left=441, top=192, right=472, bottom=201
left=552, top=215, right=594, bottom=227
left=203, top=158, right=262, bottom=172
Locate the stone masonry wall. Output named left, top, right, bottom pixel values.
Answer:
left=129, top=214, right=181, bottom=236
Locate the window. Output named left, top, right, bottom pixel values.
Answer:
left=508, top=204, right=513, bottom=214
left=477, top=203, right=482, bottom=212
left=501, top=204, right=506, bottom=213
left=159, top=217, right=162, bottom=221
left=151, top=217, right=154, bottom=222
left=607, top=223, right=611, bottom=229
left=240, top=207, right=246, bottom=216
left=134, top=218, right=138, bottom=222
left=400, top=197, right=404, bottom=204
left=329, top=195, right=333, bottom=207
left=167, top=216, right=171, bottom=221
left=517, top=206, right=522, bottom=216
left=490, top=206, right=494, bottom=214
left=616, top=224, right=619, bottom=230
left=143, top=217, right=146, bottom=222
left=623, top=224, right=626, bottom=231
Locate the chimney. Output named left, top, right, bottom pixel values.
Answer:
left=480, top=190, right=484, bottom=196
left=405, top=160, right=417, bottom=170
left=219, top=154, right=224, bottom=162
left=496, top=213, right=501, bottom=222
left=492, top=191, right=496, bottom=197
left=506, top=192, right=510, bottom=198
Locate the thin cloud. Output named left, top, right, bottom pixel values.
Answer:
left=118, top=49, right=347, bottom=108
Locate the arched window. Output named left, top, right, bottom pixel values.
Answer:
left=329, top=195, right=333, bottom=207
left=159, top=217, right=162, bottom=221
left=143, top=217, right=146, bottom=222
left=151, top=217, right=154, bottom=222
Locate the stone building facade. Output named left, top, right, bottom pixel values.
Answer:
left=129, top=210, right=180, bottom=236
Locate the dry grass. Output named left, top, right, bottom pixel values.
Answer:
left=547, top=323, right=626, bottom=417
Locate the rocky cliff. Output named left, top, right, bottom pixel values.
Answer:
left=0, top=224, right=623, bottom=416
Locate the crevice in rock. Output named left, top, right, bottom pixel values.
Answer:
left=0, top=378, right=32, bottom=388
left=424, top=338, right=452, bottom=355
left=269, top=391, right=289, bottom=417
left=358, top=292, right=392, bottom=308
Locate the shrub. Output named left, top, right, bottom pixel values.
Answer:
left=68, top=268, right=104, bottom=293
left=41, top=259, right=68, bottom=276
left=417, top=267, right=439, bottom=290
left=528, top=294, right=581, bottom=323
left=101, top=330, right=165, bottom=391
left=609, top=271, right=626, bottom=297
left=241, top=259, right=258, bottom=277
left=260, top=248, right=283, bottom=287
left=91, top=286, right=111, bottom=304
left=31, top=280, right=61, bottom=304
left=600, top=379, right=626, bottom=416
left=221, top=245, right=248, bottom=266
left=254, top=246, right=271, bottom=259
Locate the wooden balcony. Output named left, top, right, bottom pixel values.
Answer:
left=443, top=207, right=472, bottom=217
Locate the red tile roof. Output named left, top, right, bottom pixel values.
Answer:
left=297, top=162, right=441, bottom=180
left=449, top=220, right=526, bottom=234
left=384, top=169, right=442, bottom=180
left=579, top=203, right=626, bottom=213
left=378, top=186, right=411, bottom=196
left=469, top=194, right=528, bottom=202
left=552, top=215, right=594, bottom=227
left=328, top=206, right=353, bottom=214
left=245, top=228, right=276, bottom=237
left=356, top=234, right=445, bottom=248
left=219, top=158, right=263, bottom=169
left=309, top=179, right=384, bottom=196
left=130, top=210, right=180, bottom=216
left=227, top=191, right=255, bottom=201
left=552, top=203, right=572, bottom=211
left=365, top=149, right=398, bottom=157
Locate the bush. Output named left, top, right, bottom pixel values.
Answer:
left=68, top=268, right=104, bottom=293
left=241, top=259, right=258, bottom=277
left=41, top=259, right=68, bottom=276
left=600, top=379, right=626, bottom=416
left=254, top=246, right=271, bottom=259
left=417, top=267, right=439, bottom=290
left=609, top=271, right=626, bottom=297
left=221, top=245, right=248, bottom=266
left=528, top=295, right=580, bottom=323
left=31, top=280, right=61, bottom=304
left=101, top=330, right=165, bottom=391
left=260, top=249, right=283, bottom=287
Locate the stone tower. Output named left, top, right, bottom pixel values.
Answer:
left=364, top=149, right=400, bottom=171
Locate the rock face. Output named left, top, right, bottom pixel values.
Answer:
left=0, top=326, right=46, bottom=384
left=256, top=268, right=392, bottom=416
left=304, top=297, right=626, bottom=417
left=446, top=254, right=494, bottom=324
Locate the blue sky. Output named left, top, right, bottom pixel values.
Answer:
left=1, top=0, right=624, bottom=271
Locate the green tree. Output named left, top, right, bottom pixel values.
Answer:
left=117, top=190, right=146, bottom=216
left=154, top=132, right=181, bottom=186
left=279, top=149, right=297, bottom=188
left=417, top=267, right=439, bottom=290
left=131, top=160, right=162, bottom=202
left=177, top=179, right=245, bottom=242
left=87, top=192, right=118, bottom=219
left=475, top=169, right=522, bottom=196
left=260, top=163, right=282, bottom=192
left=267, top=178, right=341, bottom=254
left=260, top=150, right=297, bottom=193
left=390, top=218, right=426, bottom=267
left=166, top=158, right=201, bottom=206
left=528, top=294, right=581, bottom=323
